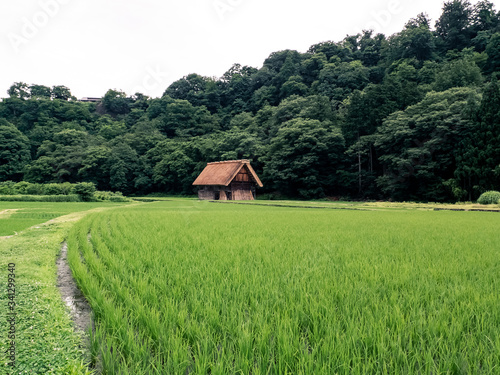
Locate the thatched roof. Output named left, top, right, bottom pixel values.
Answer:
left=192, top=160, right=263, bottom=187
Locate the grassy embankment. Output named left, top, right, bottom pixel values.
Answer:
left=0, top=201, right=130, bottom=374
left=245, top=199, right=500, bottom=212
left=68, top=199, right=500, bottom=374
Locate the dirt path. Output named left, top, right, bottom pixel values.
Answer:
left=0, top=208, right=19, bottom=217
left=56, top=241, right=93, bottom=333
left=53, top=203, right=143, bottom=332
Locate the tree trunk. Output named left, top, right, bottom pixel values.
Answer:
left=358, top=152, right=362, bottom=195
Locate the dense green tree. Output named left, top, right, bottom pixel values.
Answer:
left=147, top=139, right=204, bottom=194
left=357, top=31, right=387, bottom=67
left=434, top=57, right=483, bottom=91
left=153, top=149, right=196, bottom=194
left=300, top=53, right=327, bottom=86
left=280, top=76, right=309, bottom=99
left=51, top=85, right=73, bottom=101
left=24, top=156, right=56, bottom=183
left=253, top=50, right=305, bottom=106
left=121, top=119, right=165, bottom=155
left=470, top=0, right=499, bottom=49
left=104, top=142, right=139, bottom=194
left=228, top=112, right=255, bottom=130
left=26, top=129, right=90, bottom=183
left=148, top=96, right=219, bottom=137
left=95, top=115, right=126, bottom=140
left=251, top=85, right=275, bottom=110
left=207, top=127, right=264, bottom=163
left=72, top=182, right=96, bottom=201
left=78, top=145, right=112, bottom=188
left=485, top=32, right=500, bottom=73
left=102, top=89, right=131, bottom=115
left=386, top=60, right=424, bottom=107
left=7, top=82, right=30, bottom=99
left=308, top=41, right=344, bottom=61
left=263, top=50, right=303, bottom=76
left=388, top=14, right=436, bottom=61
left=435, top=0, right=473, bottom=52
left=374, top=87, right=481, bottom=201
left=317, top=60, right=370, bottom=102
left=0, top=120, right=31, bottom=181
left=253, top=105, right=277, bottom=141
left=30, top=85, right=52, bottom=99
left=164, top=73, right=207, bottom=103
left=2, top=0, right=500, bottom=201
left=219, top=64, right=258, bottom=114
left=262, top=119, right=345, bottom=198
left=53, top=128, right=89, bottom=147
left=455, top=78, right=500, bottom=198
left=342, top=62, right=424, bottom=147
left=268, top=95, right=336, bottom=147
left=164, top=74, right=220, bottom=113
left=342, top=90, right=382, bottom=196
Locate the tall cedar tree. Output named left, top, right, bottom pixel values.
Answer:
left=456, top=78, right=500, bottom=198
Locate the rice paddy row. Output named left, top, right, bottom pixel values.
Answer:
left=0, top=201, right=127, bottom=236
left=68, top=200, right=500, bottom=374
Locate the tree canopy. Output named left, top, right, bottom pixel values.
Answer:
left=1, top=0, right=500, bottom=201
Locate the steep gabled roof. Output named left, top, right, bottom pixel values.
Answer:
left=192, top=160, right=263, bottom=187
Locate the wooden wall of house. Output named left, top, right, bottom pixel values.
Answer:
left=233, top=166, right=252, bottom=183
left=232, top=189, right=254, bottom=200
left=198, top=189, right=216, bottom=200
left=231, top=182, right=254, bottom=200
left=197, top=178, right=257, bottom=200
left=198, top=187, right=254, bottom=200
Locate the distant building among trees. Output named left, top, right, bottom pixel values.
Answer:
left=193, top=160, right=263, bottom=200
left=79, top=97, right=101, bottom=102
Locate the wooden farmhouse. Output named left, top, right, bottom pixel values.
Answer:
left=193, top=160, right=263, bottom=200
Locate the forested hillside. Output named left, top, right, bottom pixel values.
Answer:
left=2, top=0, right=500, bottom=201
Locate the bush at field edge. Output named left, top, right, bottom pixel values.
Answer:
left=0, top=194, right=81, bottom=202
left=477, top=191, right=500, bottom=205
left=0, top=181, right=130, bottom=202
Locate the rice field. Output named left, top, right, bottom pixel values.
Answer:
left=67, top=200, right=500, bottom=374
left=0, top=201, right=126, bottom=236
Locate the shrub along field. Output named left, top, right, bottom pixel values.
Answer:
left=68, top=200, right=500, bottom=374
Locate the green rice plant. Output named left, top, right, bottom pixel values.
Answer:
left=0, top=201, right=130, bottom=236
left=0, top=202, right=133, bottom=374
left=67, top=201, right=500, bottom=374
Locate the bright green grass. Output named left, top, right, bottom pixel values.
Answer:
left=0, top=202, right=127, bottom=236
left=0, top=202, right=132, bottom=374
left=238, top=199, right=500, bottom=212
left=68, top=200, right=500, bottom=374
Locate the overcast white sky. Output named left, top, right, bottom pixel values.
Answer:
left=0, top=0, right=490, bottom=99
